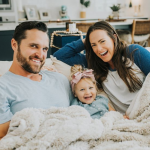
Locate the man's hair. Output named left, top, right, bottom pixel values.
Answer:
left=13, top=21, right=48, bottom=46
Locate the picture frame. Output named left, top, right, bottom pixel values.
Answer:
left=39, top=9, right=51, bottom=20
left=24, top=5, right=39, bottom=20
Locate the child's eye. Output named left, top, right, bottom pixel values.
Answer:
left=80, top=89, right=84, bottom=91
left=101, top=40, right=105, bottom=43
left=89, top=87, right=93, bottom=89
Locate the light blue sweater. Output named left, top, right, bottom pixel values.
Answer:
left=71, top=95, right=109, bottom=119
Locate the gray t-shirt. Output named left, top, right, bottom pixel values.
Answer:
left=0, top=70, right=73, bottom=124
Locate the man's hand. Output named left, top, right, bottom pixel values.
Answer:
left=0, top=121, right=10, bottom=140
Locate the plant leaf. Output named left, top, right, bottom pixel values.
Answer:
left=80, top=0, right=84, bottom=5
left=84, top=1, right=90, bottom=8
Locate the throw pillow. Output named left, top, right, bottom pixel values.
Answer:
left=50, top=55, right=71, bottom=80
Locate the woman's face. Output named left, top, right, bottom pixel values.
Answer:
left=89, top=29, right=115, bottom=68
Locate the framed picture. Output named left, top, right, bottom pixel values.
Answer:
left=24, top=5, right=39, bottom=20
left=39, top=9, right=51, bottom=20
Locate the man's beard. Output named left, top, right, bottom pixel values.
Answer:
left=16, top=47, right=45, bottom=74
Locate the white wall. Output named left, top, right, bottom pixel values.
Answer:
left=20, top=0, right=145, bottom=19
left=1, top=0, right=149, bottom=22
left=142, top=0, right=150, bottom=18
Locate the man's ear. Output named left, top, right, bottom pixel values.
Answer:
left=11, top=38, right=18, bottom=52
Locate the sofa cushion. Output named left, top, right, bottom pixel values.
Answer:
left=50, top=55, right=71, bottom=80
left=0, top=61, right=12, bottom=76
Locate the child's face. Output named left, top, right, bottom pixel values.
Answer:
left=74, top=78, right=97, bottom=104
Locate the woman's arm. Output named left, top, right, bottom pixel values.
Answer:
left=127, top=44, right=150, bottom=75
left=53, top=39, right=88, bottom=67
left=108, top=104, right=115, bottom=111
left=0, top=121, right=10, bottom=140
left=108, top=104, right=129, bottom=119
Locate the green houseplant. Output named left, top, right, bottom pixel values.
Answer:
left=80, top=0, right=90, bottom=8
left=110, top=4, right=121, bottom=11
left=80, top=0, right=91, bottom=18
left=110, top=4, right=121, bottom=18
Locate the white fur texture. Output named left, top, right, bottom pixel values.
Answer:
left=1, top=74, right=150, bottom=150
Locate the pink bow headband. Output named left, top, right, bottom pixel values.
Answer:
left=71, top=69, right=95, bottom=92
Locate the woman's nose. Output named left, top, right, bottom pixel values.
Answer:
left=97, top=45, right=102, bottom=52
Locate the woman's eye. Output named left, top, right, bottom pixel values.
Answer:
left=91, top=45, right=95, bottom=47
left=101, top=40, right=105, bottom=43
left=80, top=89, right=84, bottom=91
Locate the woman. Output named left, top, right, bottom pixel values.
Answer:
left=53, top=21, right=150, bottom=115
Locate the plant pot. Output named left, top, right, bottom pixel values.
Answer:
left=112, top=11, right=119, bottom=18
left=80, top=11, right=86, bottom=18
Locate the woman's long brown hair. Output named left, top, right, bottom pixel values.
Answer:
left=85, top=21, right=142, bottom=92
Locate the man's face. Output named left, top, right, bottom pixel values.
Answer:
left=16, top=29, right=49, bottom=74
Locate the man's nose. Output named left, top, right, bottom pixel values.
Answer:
left=36, top=49, right=43, bottom=58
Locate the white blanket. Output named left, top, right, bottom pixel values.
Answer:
left=1, top=74, right=150, bottom=150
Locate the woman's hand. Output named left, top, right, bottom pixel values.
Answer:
left=82, top=38, right=85, bottom=44
left=123, top=115, right=129, bottom=119
left=42, top=65, right=59, bottom=72
left=108, top=104, right=115, bottom=111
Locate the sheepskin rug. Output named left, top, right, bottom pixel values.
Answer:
left=1, top=74, right=150, bottom=150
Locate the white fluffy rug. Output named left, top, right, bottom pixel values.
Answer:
left=1, top=74, right=150, bottom=150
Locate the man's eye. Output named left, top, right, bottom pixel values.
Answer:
left=31, top=45, right=37, bottom=48
left=43, top=48, right=48, bottom=51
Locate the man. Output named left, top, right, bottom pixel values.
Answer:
left=0, top=21, right=72, bottom=139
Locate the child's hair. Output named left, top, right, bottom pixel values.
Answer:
left=70, top=65, right=97, bottom=94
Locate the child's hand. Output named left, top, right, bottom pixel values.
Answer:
left=123, top=115, right=129, bottom=119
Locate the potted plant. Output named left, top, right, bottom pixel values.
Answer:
left=110, top=4, right=121, bottom=18
left=80, top=0, right=91, bottom=18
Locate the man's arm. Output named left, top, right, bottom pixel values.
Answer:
left=0, top=121, right=10, bottom=140
left=53, top=39, right=88, bottom=67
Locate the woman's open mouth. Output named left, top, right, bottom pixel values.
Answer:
left=100, top=51, right=108, bottom=56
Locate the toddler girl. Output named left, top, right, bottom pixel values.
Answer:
left=70, top=65, right=114, bottom=119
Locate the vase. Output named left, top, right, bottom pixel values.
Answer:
left=80, top=11, right=86, bottom=18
